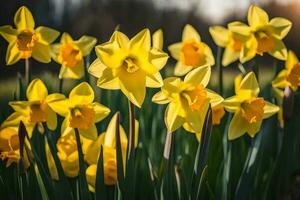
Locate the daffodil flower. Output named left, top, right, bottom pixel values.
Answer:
left=168, top=24, right=214, bottom=76
left=209, top=23, right=257, bottom=66
left=48, top=82, right=110, bottom=140
left=223, top=72, right=279, bottom=140
left=0, top=126, right=29, bottom=168
left=88, top=29, right=168, bottom=108
left=0, top=6, right=60, bottom=65
left=152, top=65, right=223, bottom=141
left=85, top=113, right=138, bottom=191
left=2, top=79, right=62, bottom=136
left=51, top=33, right=97, bottom=79
left=272, top=50, right=300, bottom=127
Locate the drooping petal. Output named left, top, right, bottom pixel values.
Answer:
left=272, top=70, right=288, bottom=89
left=209, top=26, right=229, bottom=47
left=269, top=17, right=292, bottom=39
left=184, top=65, right=211, bottom=87
left=47, top=94, right=70, bottom=117
left=59, top=61, right=84, bottom=79
left=118, top=68, right=146, bottom=108
left=246, top=121, right=262, bottom=138
left=69, top=82, right=95, bottom=106
left=31, top=42, right=51, bottom=63
left=35, top=26, right=60, bottom=44
left=86, top=164, right=97, bottom=192
left=228, top=110, right=247, bottom=140
left=75, top=36, right=97, bottom=56
left=182, top=24, right=201, bottom=42
left=268, top=38, right=287, bottom=60
left=152, top=91, right=171, bottom=104
left=223, top=96, right=242, bottom=113
left=206, top=89, right=224, bottom=107
left=238, top=72, right=260, bottom=97
left=185, top=101, right=209, bottom=133
left=168, top=42, right=182, bottom=60
left=263, top=101, right=279, bottom=119
left=79, top=124, right=98, bottom=140
left=46, top=109, right=57, bottom=131
left=152, top=29, right=163, bottom=50
left=222, top=46, right=240, bottom=66
left=14, top=6, right=35, bottom=30
left=146, top=72, right=163, bottom=88
left=149, top=48, right=169, bottom=70
left=285, top=50, right=299, bottom=70
left=6, top=42, right=22, bottom=65
left=92, top=102, right=110, bottom=123
left=0, top=25, right=17, bottom=43
left=174, top=62, right=193, bottom=76
left=60, top=118, right=74, bottom=137
left=26, top=79, right=48, bottom=101
left=129, top=29, right=151, bottom=52
left=164, top=102, right=185, bottom=132
left=247, top=5, right=269, bottom=30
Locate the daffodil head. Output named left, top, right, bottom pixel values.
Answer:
left=224, top=72, right=279, bottom=140
left=152, top=65, right=223, bottom=136
left=89, top=29, right=168, bottom=107
left=48, top=82, right=110, bottom=140
left=168, top=24, right=214, bottom=75
left=0, top=6, right=60, bottom=65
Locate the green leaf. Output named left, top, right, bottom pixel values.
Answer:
left=95, top=146, right=107, bottom=200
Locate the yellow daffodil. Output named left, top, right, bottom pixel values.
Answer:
left=0, top=6, right=59, bottom=65
left=0, top=126, right=29, bottom=168
left=85, top=113, right=138, bottom=191
left=209, top=23, right=257, bottom=66
left=88, top=29, right=168, bottom=108
left=48, top=132, right=92, bottom=178
left=223, top=72, right=279, bottom=140
left=152, top=65, right=223, bottom=141
left=51, top=33, right=97, bottom=79
left=2, top=79, right=62, bottom=136
left=272, top=50, right=299, bottom=127
left=48, top=82, right=110, bottom=140
left=152, top=29, right=163, bottom=50
left=168, top=24, right=214, bottom=76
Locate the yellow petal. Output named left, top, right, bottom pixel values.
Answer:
left=0, top=25, right=17, bottom=43
left=32, top=42, right=51, bottom=63
left=168, top=42, right=182, bottom=60
left=238, top=72, right=260, bottom=97
left=182, top=24, right=200, bottom=42
left=228, top=110, right=247, bottom=140
left=92, top=102, right=110, bottom=123
left=130, top=29, right=151, bottom=51
left=152, top=29, right=163, bottom=50
left=263, top=101, right=279, bottom=119
left=61, top=32, right=73, bottom=44
left=75, top=36, right=97, bottom=56
left=209, top=26, right=229, bottom=47
left=247, top=5, right=269, bottom=30
left=86, top=164, right=97, bottom=191
left=85, top=134, right=105, bottom=165
left=223, top=96, right=242, bottom=113
left=174, top=62, right=193, bottom=76
left=239, top=36, right=257, bottom=63
left=60, top=118, right=74, bottom=137
left=50, top=44, right=61, bottom=63
left=46, top=141, right=59, bottom=180
left=9, top=101, right=30, bottom=115
left=203, top=43, right=215, bottom=65
left=1, top=112, right=24, bottom=129
left=228, top=21, right=252, bottom=36
left=272, top=70, right=288, bottom=89
left=47, top=94, right=69, bottom=117
left=69, top=82, right=95, bottom=106
left=285, top=50, right=299, bottom=70
left=14, top=6, right=35, bottom=30
left=6, top=42, right=21, bottom=65
left=268, top=38, right=287, bottom=60
left=149, top=48, right=169, bottom=70
left=162, top=77, right=182, bottom=95
left=222, top=46, right=240, bottom=66
left=206, top=89, right=224, bottom=107
left=59, top=61, right=84, bottom=79
left=26, top=79, right=48, bottom=101
left=118, top=68, right=146, bottom=108
left=234, top=74, right=243, bottom=94
left=95, top=42, right=125, bottom=69
left=165, top=102, right=185, bottom=132
left=79, top=124, right=98, bottom=140
left=269, top=17, right=292, bottom=39
left=185, top=102, right=209, bottom=133
left=46, top=109, right=57, bottom=131
left=146, top=72, right=163, bottom=88
left=88, top=58, right=103, bottom=78
left=36, top=26, right=60, bottom=44
left=246, top=121, right=262, bottom=138
left=184, top=65, right=211, bottom=87
left=152, top=91, right=171, bottom=104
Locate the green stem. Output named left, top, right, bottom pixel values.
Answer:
left=25, top=59, right=30, bottom=86
left=217, top=47, right=223, bottom=95
left=127, top=100, right=135, bottom=160
left=253, top=59, right=259, bottom=82
left=59, top=79, right=63, bottom=93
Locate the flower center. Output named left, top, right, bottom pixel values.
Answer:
left=17, top=30, right=37, bottom=58
left=230, top=37, right=242, bottom=52
left=256, top=32, right=275, bottom=55
left=69, top=105, right=95, bottom=129
left=122, top=57, right=139, bottom=73
left=180, top=40, right=205, bottom=66
left=286, top=63, right=300, bottom=87
left=184, top=84, right=207, bottom=111
left=57, top=134, right=77, bottom=156
left=60, top=44, right=82, bottom=68
left=241, top=97, right=265, bottom=123
left=28, top=101, right=49, bottom=123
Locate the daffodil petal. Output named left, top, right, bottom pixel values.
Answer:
left=85, top=134, right=105, bottom=165
left=238, top=72, right=260, bottom=97
left=222, top=47, right=240, bottom=66
left=206, top=89, right=224, bottom=107
left=228, top=21, right=252, bottom=36
left=70, top=82, right=94, bottom=106
left=228, top=110, right=247, bottom=140
left=46, top=109, right=57, bottom=131
left=61, top=32, right=73, bottom=44
left=146, top=72, right=163, bottom=88
left=0, top=25, right=17, bottom=43
left=285, top=50, right=299, bottom=70
left=61, top=118, right=74, bottom=137
left=79, top=124, right=98, bottom=141
left=263, top=101, right=279, bottom=119
left=95, top=43, right=125, bottom=69
left=268, top=38, right=287, bottom=60
left=152, top=91, right=171, bottom=104
left=26, top=79, right=48, bottom=101
left=247, top=5, right=269, bottom=30
left=50, top=44, right=61, bottom=63
left=239, top=36, right=257, bottom=63
left=59, top=61, right=84, bottom=79
left=184, top=65, right=211, bottom=87
left=32, top=42, right=51, bottom=63
left=130, top=29, right=151, bottom=51
left=149, top=48, right=169, bottom=70
left=186, top=102, right=209, bottom=133
left=14, top=6, right=35, bottom=30
left=246, top=121, right=262, bottom=138
left=168, top=42, right=182, bottom=60
left=165, top=102, right=185, bottom=132
left=93, top=102, right=110, bottom=123
left=223, top=96, right=242, bottom=113
left=86, top=164, right=97, bottom=191
left=6, top=42, right=21, bottom=65
left=1, top=112, right=24, bottom=129
left=152, top=29, right=163, bottom=50
left=174, top=62, right=193, bottom=76
left=203, top=43, right=215, bottom=65
left=269, top=17, right=292, bottom=39
left=272, top=70, right=288, bottom=89
left=47, top=94, right=70, bottom=117
left=96, top=67, right=120, bottom=90
left=75, top=36, right=97, bottom=56
left=36, top=26, right=60, bottom=44
left=182, top=24, right=200, bottom=42
left=209, top=26, right=229, bottom=47
left=9, top=101, right=30, bottom=115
